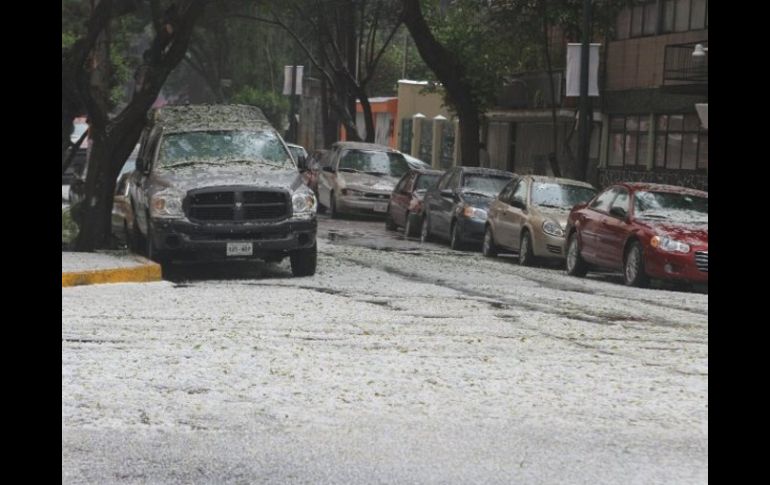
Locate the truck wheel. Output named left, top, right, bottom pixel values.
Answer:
left=290, top=243, right=317, bottom=277
left=146, top=221, right=169, bottom=269
left=385, top=206, right=397, bottom=231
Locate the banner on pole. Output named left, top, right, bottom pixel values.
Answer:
left=283, top=66, right=304, bottom=95
left=566, top=44, right=600, bottom=97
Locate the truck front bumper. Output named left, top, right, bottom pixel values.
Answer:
left=149, top=217, right=317, bottom=261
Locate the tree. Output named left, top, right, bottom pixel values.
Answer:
left=242, top=0, right=404, bottom=143
left=69, top=0, right=205, bottom=251
left=400, top=0, right=511, bottom=166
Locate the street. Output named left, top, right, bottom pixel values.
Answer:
left=62, top=214, right=708, bottom=484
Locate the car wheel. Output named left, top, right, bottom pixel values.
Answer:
left=624, top=241, right=650, bottom=288
left=450, top=221, right=465, bottom=251
left=290, top=243, right=317, bottom=277
left=420, top=212, right=433, bottom=243
left=482, top=225, right=498, bottom=258
left=565, top=232, right=588, bottom=277
left=385, top=206, right=397, bottom=231
left=518, top=230, right=536, bottom=266
left=330, top=192, right=339, bottom=219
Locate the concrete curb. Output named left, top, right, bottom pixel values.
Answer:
left=62, top=256, right=162, bottom=287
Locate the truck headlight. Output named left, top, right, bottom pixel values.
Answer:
left=650, top=235, right=690, bottom=253
left=292, top=191, right=317, bottom=216
left=542, top=220, right=565, bottom=237
left=150, top=189, right=185, bottom=218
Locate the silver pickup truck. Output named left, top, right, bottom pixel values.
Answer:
left=127, top=104, right=318, bottom=276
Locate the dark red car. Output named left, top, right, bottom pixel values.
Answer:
left=385, top=168, right=443, bottom=237
left=565, top=183, right=708, bottom=287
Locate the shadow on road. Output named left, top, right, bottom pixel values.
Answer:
left=162, top=260, right=292, bottom=283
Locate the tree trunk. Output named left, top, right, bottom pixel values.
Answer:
left=401, top=0, right=479, bottom=166
left=357, top=87, right=376, bottom=143
left=457, top=102, right=480, bottom=167
left=73, top=0, right=205, bottom=251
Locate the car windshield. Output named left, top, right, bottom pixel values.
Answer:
left=462, top=175, right=511, bottom=194
left=634, top=191, right=708, bottom=223
left=415, top=173, right=440, bottom=191
left=338, top=149, right=410, bottom=177
left=157, top=130, right=294, bottom=169
left=531, top=182, right=597, bottom=209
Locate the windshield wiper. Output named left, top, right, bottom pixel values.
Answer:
left=538, top=203, right=567, bottom=209
left=364, top=171, right=388, bottom=176
left=164, top=161, right=225, bottom=169
left=338, top=167, right=362, bottom=173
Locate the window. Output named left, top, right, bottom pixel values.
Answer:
left=590, top=188, right=620, bottom=213
left=437, top=170, right=454, bottom=190
left=511, top=180, right=528, bottom=206
left=654, top=114, right=707, bottom=171
left=395, top=173, right=411, bottom=193
left=662, top=0, right=708, bottom=33
left=609, top=188, right=630, bottom=216
left=616, top=2, right=660, bottom=39
left=607, top=115, right=649, bottom=168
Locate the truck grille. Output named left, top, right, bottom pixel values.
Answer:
left=694, top=251, right=708, bottom=272
left=186, top=188, right=289, bottom=222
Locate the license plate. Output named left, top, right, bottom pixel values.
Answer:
left=226, top=242, right=253, bottom=256
left=373, top=202, right=388, bottom=213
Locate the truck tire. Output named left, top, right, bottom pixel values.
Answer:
left=290, top=243, right=317, bottom=277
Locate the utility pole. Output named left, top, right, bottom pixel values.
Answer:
left=289, top=65, right=298, bottom=143
left=576, top=0, right=592, bottom=181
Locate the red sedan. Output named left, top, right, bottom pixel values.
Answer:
left=565, top=183, right=707, bottom=287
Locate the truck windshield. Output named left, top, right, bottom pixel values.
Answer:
left=157, top=130, right=294, bottom=169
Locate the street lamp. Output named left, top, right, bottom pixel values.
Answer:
left=692, top=43, right=708, bottom=59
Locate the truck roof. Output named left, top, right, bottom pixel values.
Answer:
left=148, top=104, right=272, bottom=133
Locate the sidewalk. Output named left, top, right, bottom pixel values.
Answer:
left=62, top=250, right=162, bottom=287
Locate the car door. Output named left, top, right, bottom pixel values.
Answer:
left=317, top=149, right=337, bottom=208
left=601, top=187, right=632, bottom=269
left=503, top=178, right=529, bottom=249
left=436, top=169, right=461, bottom=237
left=579, top=187, right=620, bottom=266
left=391, top=173, right=412, bottom=225
left=425, top=169, right=452, bottom=235
left=488, top=181, right=515, bottom=246
left=132, top=128, right=161, bottom=236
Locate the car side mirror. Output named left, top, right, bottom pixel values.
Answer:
left=609, top=206, right=627, bottom=220
left=296, top=155, right=308, bottom=171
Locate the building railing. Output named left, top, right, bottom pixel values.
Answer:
left=663, top=42, right=708, bottom=84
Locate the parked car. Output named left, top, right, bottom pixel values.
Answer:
left=483, top=175, right=597, bottom=265
left=385, top=168, right=443, bottom=236
left=299, top=149, right=327, bottom=198
left=286, top=143, right=308, bottom=167
left=127, top=104, right=318, bottom=276
left=402, top=153, right=432, bottom=170
left=62, top=118, right=89, bottom=185
left=70, top=144, right=139, bottom=210
left=317, top=141, right=411, bottom=218
left=421, top=166, right=515, bottom=250
left=110, top=149, right=139, bottom=244
left=564, top=183, right=708, bottom=287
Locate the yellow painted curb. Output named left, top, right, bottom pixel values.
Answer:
left=62, top=260, right=162, bottom=287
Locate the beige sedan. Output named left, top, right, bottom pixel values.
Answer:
left=483, top=175, right=597, bottom=265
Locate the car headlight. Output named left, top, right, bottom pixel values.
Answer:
left=341, top=188, right=365, bottom=197
left=542, top=220, right=565, bottom=237
left=650, top=235, right=690, bottom=253
left=150, top=189, right=185, bottom=218
left=292, top=191, right=317, bottom=216
left=462, top=206, right=487, bottom=220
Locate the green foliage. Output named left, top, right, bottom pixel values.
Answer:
left=231, top=86, right=289, bottom=130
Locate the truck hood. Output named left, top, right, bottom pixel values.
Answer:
left=152, top=164, right=303, bottom=193
left=339, top=172, right=399, bottom=192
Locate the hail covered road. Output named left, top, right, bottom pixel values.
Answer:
left=62, top=214, right=708, bottom=484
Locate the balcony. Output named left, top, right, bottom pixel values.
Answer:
left=663, top=41, right=707, bottom=93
